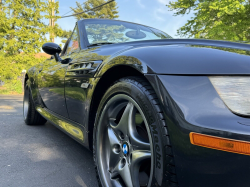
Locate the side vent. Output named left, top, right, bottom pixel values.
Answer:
left=66, top=60, right=102, bottom=76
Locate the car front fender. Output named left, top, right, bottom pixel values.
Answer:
left=96, top=43, right=250, bottom=77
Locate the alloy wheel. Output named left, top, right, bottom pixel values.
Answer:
left=96, top=94, right=153, bottom=187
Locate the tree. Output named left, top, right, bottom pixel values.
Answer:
left=0, top=0, right=64, bottom=94
left=59, top=0, right=119, bottom=41
left=71, top=0, right=119, bottom=20
left=167, top=0, right=250, bottom=41
left=0, top=0, right=63, bottom=55
left=59, top=0, right=121, bottom=44
left=60, top=29, right=72, bottom=43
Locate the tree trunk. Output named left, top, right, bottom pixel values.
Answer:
left=49, top=0, right=55, bottom=43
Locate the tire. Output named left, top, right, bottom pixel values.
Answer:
left=23, top=80, right=47, bottom=125
left=93, top=76, right=178, bottom=187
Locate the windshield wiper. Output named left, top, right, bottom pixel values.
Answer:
left=88, top=42, right=114, bottom=47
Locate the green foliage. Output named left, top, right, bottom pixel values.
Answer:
left=0, top=53, right=46, bottom=94
left=70, top=0, right=123, bottom=44
left=0, top=0, right=66, bottom=94
left=59, top=29, right=72, bottom=43
left=86, top=24, right=127, bottom=44
left=0, top=0, right=64, bottom=55
left=167, top=0, right=250, bottom=41
left=58, top=0, right=120, bottom=41
left=71, top=0, right=119, bottom=20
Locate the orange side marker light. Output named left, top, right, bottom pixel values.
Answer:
left=190, top=132, right=250, bottom=156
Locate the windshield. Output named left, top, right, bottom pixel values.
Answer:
left=81, top=19, right=172, bottom=45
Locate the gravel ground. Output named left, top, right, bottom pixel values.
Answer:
left=0, top=95, right=98, bottom=187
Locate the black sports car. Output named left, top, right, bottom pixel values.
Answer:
left=23, top=19, right=250, bottom=187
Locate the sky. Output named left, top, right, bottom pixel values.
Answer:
left=53, top=0, right=194, bottom=45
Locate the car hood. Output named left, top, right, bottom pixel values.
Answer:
left=90, top=39, right=250, bottom=75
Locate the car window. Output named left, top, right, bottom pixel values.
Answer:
left=66, top=26, right=80, bottom=56
left=82, top=20, right=172, bottom=45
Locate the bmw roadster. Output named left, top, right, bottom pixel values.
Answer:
left=23, top=19, right=250, bottom=187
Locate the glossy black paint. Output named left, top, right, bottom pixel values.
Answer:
left=26, top=19, right=250, bottom=187
left=145, top=74, right=250, bottom=187
left=42, top=42, right=62, bottom=55
left=37, top=58, right=69, bottom=117
left=92, top=39, right=250, bottom=76
left=65, top=60, right=102, bottom=124
left=36, top=106, right=86, bottom=146
left=42, top=43, right=62, bottom=62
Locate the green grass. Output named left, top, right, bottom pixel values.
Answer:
left=0, top=87, right=11, bottom=94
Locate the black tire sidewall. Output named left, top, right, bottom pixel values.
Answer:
left=93, top=79, right=166, bottom=187
left=23, top=83, right=31, bottom=123
left=23, top=80, right=46, bottom=126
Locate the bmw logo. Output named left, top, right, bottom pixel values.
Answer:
left=122, top=143, right=129, bottom=155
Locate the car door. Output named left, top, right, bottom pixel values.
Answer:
left=64, top=56, right=102, bottom=124
left=37, top=26, right=80, bottom=117
left=64, top=22, right=103, bottom=125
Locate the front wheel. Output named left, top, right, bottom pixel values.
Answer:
left=93, top=77, right=178, bottom=187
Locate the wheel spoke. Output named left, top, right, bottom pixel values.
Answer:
left=108, top=102, right=127, bottom=119
left=128, top=117, right=151, bottom=151
left=107, top=127, right=121, bottom=170
left=130, top=150, right=151, bottom=187
left=120, top=162, right=133, bottom=187
left=131, top=150, right=151, bottom=167
left=97, top=94, right=154, bottom=187
left=123, top=107, right=151, bottom=151
left=111, top=159, right=133, bottom=187
left=107, top=126, right=120, bottom=146
left=129, top=133, right=151, bottom=151
left=111, top=102, right=135, bottom=137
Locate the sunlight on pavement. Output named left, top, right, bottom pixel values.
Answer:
left=0, top=106, right=14, bottom=110
left=75, top=175, right=88, bottom=187
left=25, top=144, right=66, bottom=162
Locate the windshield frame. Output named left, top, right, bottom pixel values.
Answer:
left=79, top=19, right=172, bottom=47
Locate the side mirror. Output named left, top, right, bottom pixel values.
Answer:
left=42, top=42, right=62, bottom=62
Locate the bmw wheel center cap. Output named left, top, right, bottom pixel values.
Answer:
left=122, top=143, right=129, bottom=155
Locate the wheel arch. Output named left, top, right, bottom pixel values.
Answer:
left=24, top=73, right=29, bottom=84
left=88, top=65, right=144, bottom=150
left=24, top=71, right=40, bottom=106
